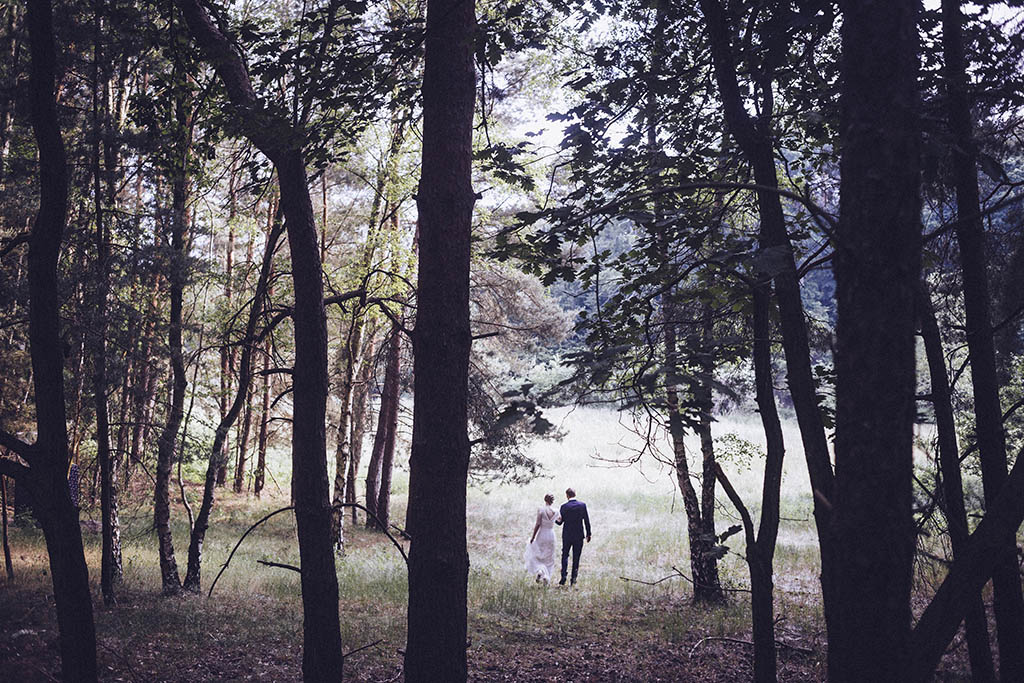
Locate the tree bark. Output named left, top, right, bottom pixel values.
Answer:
left=11, top=0, right=99, bottom=675
left=331, top=310, right=364, bottom=547
left=743, top=275, right=788, bottom=683
left=910, top=444, right=1024, bottom=680
left=375, top=329, right=401, bottom=531
left=917, top=282, right=995, bottom=681
left=174, top=2, right=344, bottom=676
left=347, top=331, right=376, bottom=523
left=1, top=475, right=13, bottom=581
left=830, top=2, right=921, bottom=679
left=941, top=2, right=1024, bottom=677
left=403, top=0, right=476, bottom=676
left=91, top=0, right=121, bottom=605
left=153, top=54, right=193, bottom=595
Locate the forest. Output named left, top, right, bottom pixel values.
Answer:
left=1, top=0, right=1024, bottom=680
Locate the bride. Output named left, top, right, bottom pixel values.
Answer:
left=525, top=493, right=558, bottom=584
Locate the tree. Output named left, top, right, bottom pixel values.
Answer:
left=0, top=0, right=98, bottom=676
left=403, top=0, right=476, bottom=677
left=174, top=0, right=346, bottom=676
left=828, top=1, right=921, bottom=679
left=941, top=1, right=1024, bottom=677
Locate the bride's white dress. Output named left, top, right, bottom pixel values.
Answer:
left=524, top=505, right=557, bottom=582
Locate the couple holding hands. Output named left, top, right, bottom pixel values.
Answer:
left=525, top=488, right=592, bottom=587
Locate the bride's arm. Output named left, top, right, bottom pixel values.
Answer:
left=530, top=508, right=542, bottom=543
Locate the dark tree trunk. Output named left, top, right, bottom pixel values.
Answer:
left=375, top=329, right=401, bottom=531
left=254, top=199, right=277, bottom=500
left=744, top=278, right=788, bottom=683
left=254, top=338, right=271, bottom=499
left=942, top=2, right=1024, bottom=676
left=364, top=377, right=389, bottom=527
left=830, top=2, right=921, bottom=679
left=918, top=282, right=995, bottom=681
left=910, top=444, right=1024, bottom=680
left=218, top=188, right=236, bottom=489
left=2, top=475, right=12, bottom=581
left=697, top=0, right=838, bottom=635
left=403, top=0, right=476, bottom=676
left=4, top=0, right=99, bottom=676
left=183, top=222, right=281, bottom=592
left=174, top=3, right=345, bottom=676
left=153, top=63, right=193, bottom=595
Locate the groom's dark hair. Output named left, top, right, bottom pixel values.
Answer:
left=566, top=488, right=576, bottom=498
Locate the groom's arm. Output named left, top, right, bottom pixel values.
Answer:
left=583, top=504, right=592, bottom=541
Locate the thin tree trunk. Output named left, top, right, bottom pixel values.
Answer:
left=153, top=54, right=193, bottom=595
left=218, top=184, right=236, bottom=489
left=404, top=0, right=476, bottom=674
left=90, top=0, right=121, bottom=605
left=1, top=475, right=13, bottom=581
left=918, top=282, right=995, bottom=681
left=347, top=330, right=376, bottom=523
left=942, top=2, right=1024, bottom=676
left=830, top=2, right=921, bottom=679
left=746, top=279, right=787, bottom=683
left=331, top=309, right=364, bottom=547
left=183, top=220, right=282, bottom=592
left=364, top=371, right=388, bottom=527
left=375, top=329, right=401, bottom=531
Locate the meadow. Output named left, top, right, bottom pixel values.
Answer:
left=0, top=407, right=970, bottom=681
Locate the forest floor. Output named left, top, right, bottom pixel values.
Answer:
left=0, top=407, right=980, bottom=681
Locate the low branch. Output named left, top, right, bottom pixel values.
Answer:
left=0, top=430, right=34, bottom=463
left=0, top=458, right=30, bottom=481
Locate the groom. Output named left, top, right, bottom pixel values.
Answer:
left=556, top=487, right=591, bottom=586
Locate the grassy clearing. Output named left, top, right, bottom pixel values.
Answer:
left=4, top=405, right=968, bottom=680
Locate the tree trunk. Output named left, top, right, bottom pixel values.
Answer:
left=218, top=205, right=236, bottom=489
left=331, top=309, right=364, bottom=547
left=2, top=475, right=13, bottom=581
left=347, top=331, right=376, bottom=524
left=942, top=2, right=1024, bottom=676
left=8, top=0, right=99, bottom=675
left=153, top=56, right=193, bottom=595
left=745, top=279, right=787, bottom=683
left=403, top=0, right=476, bottom=675
left=910, top=442, right=1024, bottom=680
left=830, top=2, right=921, bottom=679
left=183, top=221, right=281, bottom=592
left=364, top=369, right=388, bottom=527
left=90, top=1, right=121, bottom=605
left=375, top=329, right=401, bottom=531
left=174, top=2, right=345, bottom=674
left=254, top=197, right=277, bottom=500
left=918, top=282, right=995, bottom=681
left=698, top=0, right=838, bottom=633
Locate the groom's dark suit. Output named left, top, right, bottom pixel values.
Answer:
left=556, top=498, right=591, bottom=585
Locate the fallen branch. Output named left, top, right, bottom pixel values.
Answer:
left=344, top=638, right=383, bottom=659
left=620, top=565, right=751, bottom=594
left=256, top=559, right=300, bottom=573
left=688, top=636, right=814, bottom=659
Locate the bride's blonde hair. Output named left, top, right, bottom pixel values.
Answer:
left=544, top=493, right=554, bottom=505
